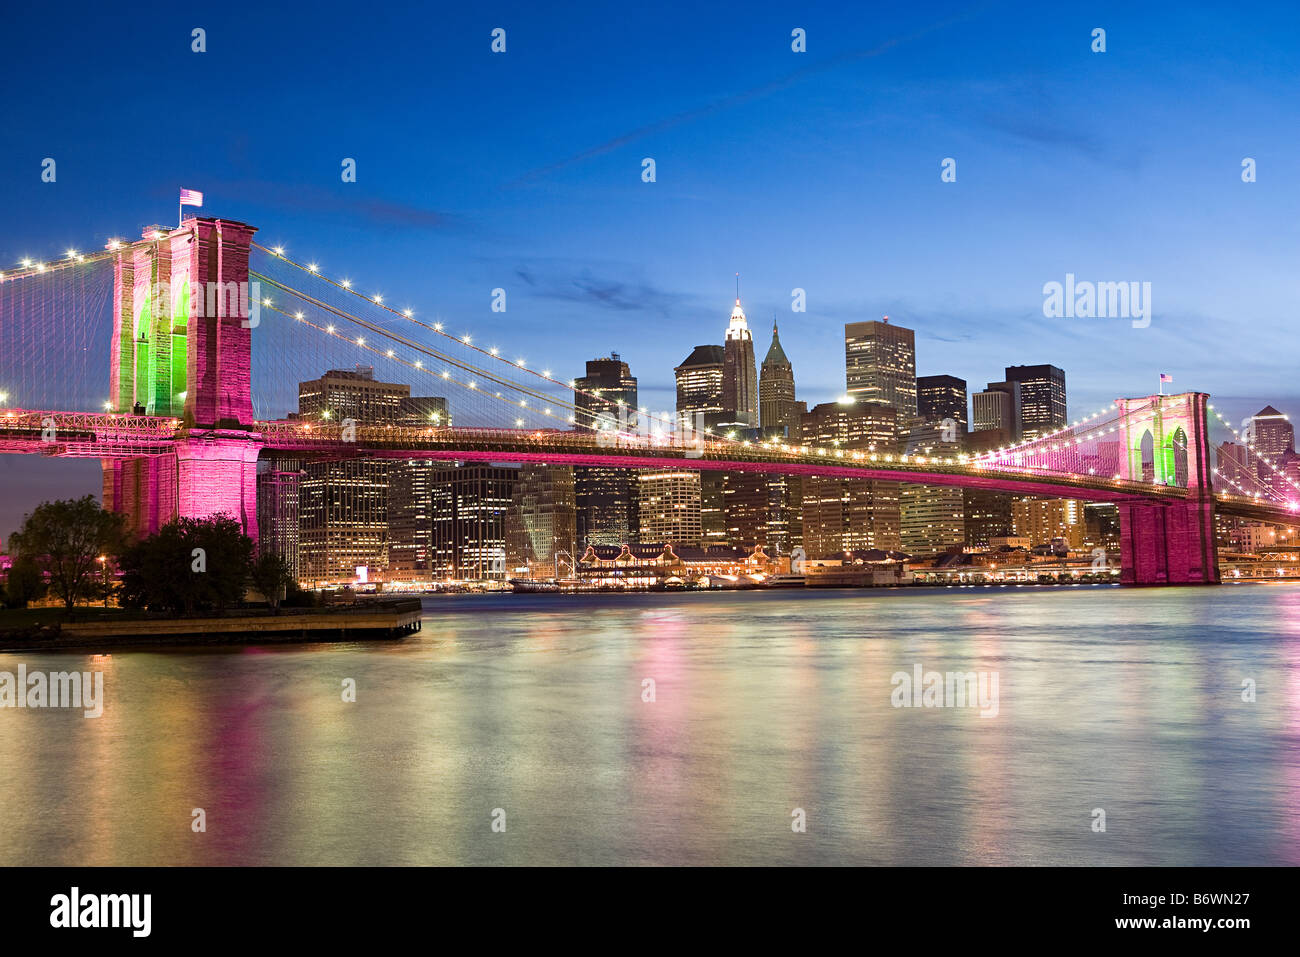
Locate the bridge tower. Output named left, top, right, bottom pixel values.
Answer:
left=102, top=218, right=263, bottom=540
left=1114, top=392, right=1219, bottom=585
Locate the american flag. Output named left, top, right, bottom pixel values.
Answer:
left=1159, top=373, right=1173, bottom=383
left=179, top=188, right=203, bottom=207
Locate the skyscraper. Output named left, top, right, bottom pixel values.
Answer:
left=972, top=383, right=1020, bottom=439
left=799, top=399, right=901, bottom=557
left=675, top=342, right=730, bottom=548
left=638, top=471, right=703, bottom=547
left=722, top=297, right=759, bottom=426
left=844, top=319, right=917, bottom=422
left=423, top=464, right=516, bottom=581
left=916, top=375, right=967, bottom=436
left=298, top=365, right=405, bottom=422
left=674, top=344, right=726, bottom=430
left=1012, top=498, right=1085, bottom=548
left=574, top=353, right=638, bottom=433
left=900, top=409, right=965, bottom=557
left=387, top=460, right=514, bottom=579
left=1004, top=364, right=1066, bottom=440
left=256, top=455, right=302, bottom=578
left=759, top=319, right=798, bottom=436
left=388, top=459, right=443, bottom=580
left=298, top=459, right=391, bottom=583
left=296, top=366, right=414, bottom=583
left=1250, top=406, right=1294, bottom=460
left=573, top=354, right=640, bottom=546
left=722, top=471, right=796, bottom=554
left=506, top=466, right=578, bottom=578
left=963, top=428, right=1013, bottom=547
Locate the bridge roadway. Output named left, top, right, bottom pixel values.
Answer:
left=1, top=410, right=1293, bottom=522
left=254, top=421, right=1183, bottom=504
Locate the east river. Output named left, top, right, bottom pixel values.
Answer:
left=2, top=585, right=1297, bottom=865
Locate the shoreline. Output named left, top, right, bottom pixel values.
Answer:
left=0, top=599, right=422, bottom=654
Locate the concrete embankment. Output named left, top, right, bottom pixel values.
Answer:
left=0, top=600, right=423, bottom=652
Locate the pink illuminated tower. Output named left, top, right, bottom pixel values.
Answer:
left=102, top=218, right=263, bottom=540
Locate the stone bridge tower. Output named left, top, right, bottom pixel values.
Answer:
left=102, top=218, right=263, bottom=540
left=1114, top=392, right=1218, bottom=585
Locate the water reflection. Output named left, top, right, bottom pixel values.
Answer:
left=1, top=585, right=1296, bottom=865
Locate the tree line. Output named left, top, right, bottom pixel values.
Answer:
left=3, top=496, right=303, bottom=615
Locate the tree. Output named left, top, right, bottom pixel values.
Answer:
left=8, top=496, right=125, bottom=611
left=249, top=552, right=295, bottom=613
left=3, top=556, right=47, bottom=608
left=118, top=515, right=254, bottom=616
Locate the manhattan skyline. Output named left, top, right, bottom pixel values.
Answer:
left=2, top=1, right=1299, bottom=534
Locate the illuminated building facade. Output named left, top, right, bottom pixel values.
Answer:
left=638, top=470, right=703, bottom=548
left=573, top=354, right=640, bottom=546
left=759, top=320, right=798, bottom=436
left=1004, top=364, right=1066, bottom=440
left=799, top=399, right=901, bottom=557
left=722, top=298, right=759, bottom=426
left=299, top=459, right=391, bottom=582
left=294, top=367, right=447, bottom=583
left=900, top=418, right=964, bottom=556
left=674, top=344, right=726, bottom=430
left=1011, top=497, right=1085, bottom=548
left=916, top=374, right=967, bottom=436
left=844, top=319, right=917, bottom=423
left=256, top=455, right=302, bottom=579
left=430, top=464, right=516, bottom=581
left=973, top=382, right=1020, bottom=439
left=506, top=465, right=578, bottom=579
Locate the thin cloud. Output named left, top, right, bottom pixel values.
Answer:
left=511, top=4, right=994, bottom=185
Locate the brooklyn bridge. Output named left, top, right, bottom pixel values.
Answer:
left=1, top=216, right=1295, bottom=586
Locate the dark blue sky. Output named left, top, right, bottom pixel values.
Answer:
left=1, top=0, right=1298, bottom=536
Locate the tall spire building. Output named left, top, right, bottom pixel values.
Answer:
left=759, top=319, right=798, bottom=436
left=722, top=297, right=759, bottom=426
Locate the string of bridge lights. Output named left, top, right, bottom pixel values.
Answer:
left=1206, top=403, right=1300, bottom=498
left=257, top=299, right=577, bottom=429
left=12, top=235, right=1289, bottom=497
left=249, top=243, right=1159, bottom=480
left=251, top=272, right=574, bottom=416
left=969, top=399, right=1177, bottom=464
left=0, top=240, right=135, bottom=283
left=253, top=241, right=690, bottom=438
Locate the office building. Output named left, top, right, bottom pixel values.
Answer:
left=256, top=455, right=302, bottom=579
left=506, top=466, right=578, bottom=579
left=639, top=470, right=703, bottom=547
left=674, top=344, right=726, bottom=431
left=1011, top=497, right=1085, bottom=548
left=388, top=460, right=443, bottom=580
left=298, top=459, right=391, bottom=583
left=1004, top=364, right=1066, bottom=439
left=963, top=429, right=1014, bottom=547
left=916, top=374, right=967, bottom=436
left=722, top=297, right=759, bottom=426
left=426, top=464, right=516, bottom=581
left=759, top=320, right=798, bottom=436
left=973, top=382, right=1021, bottom=439
left=573, top=354, right=640, bottom=545
left=799, top=399, right=901, bottom=557
left=899, top=419, right=964, bottom=557
left=844, top=318, right=917, bottom=422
